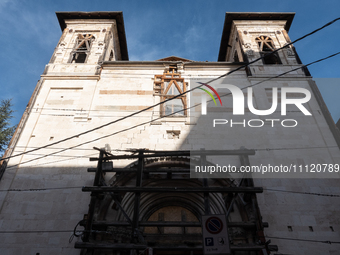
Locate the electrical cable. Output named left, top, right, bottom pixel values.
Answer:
left=15, top=145, right=129, bottom=152
left=33, top=49, right=340, bottom=120
left=7, top=49, right=340, bottom=169
left=1, top=17, right=339, bottom=163
left=264, top=188, right=340, bottom=197
left=255, top=145, right=338, bottom=151
left=0, top=229, right=338, bottom=246
left=0, top=186, right=82, bottom=192
left=69, top=220, right=86, bottom=243
left=32, top=106, right=161, bottom=113
left=13, top=151, right=97, bottom=158
left=1, top=183, right=340, bottom=198
left=212, top=52, right=340, bottom=102
left=22, top=153, right=98, bottom=167
left=265, top=236, right=340, bottom=244
left=15, top=145, right=95, bottom=151
left=11, top=144, right=337, bottom=170
left=0, top=230, right=74, bottom=233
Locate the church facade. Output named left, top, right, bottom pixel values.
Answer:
left=0, top=12, right=339, bottom=255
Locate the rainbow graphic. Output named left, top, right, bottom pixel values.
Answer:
left=197, top=82, right=222, bottom=115
left=198, top=82, right=223, bottom=106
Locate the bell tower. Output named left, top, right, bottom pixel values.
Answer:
left=46, top=12, right=128, bottom=74
left=218, top=12, right=310, bottom=76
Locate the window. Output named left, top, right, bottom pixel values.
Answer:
left=108, top=50, right=114, bottom=61
left=255, top=36, right=281, bottom=64
left=154, top=67, right=187, bottom=116
left=70, top=34, right=95, bottom=63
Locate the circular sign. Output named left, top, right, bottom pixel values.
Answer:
left=205, top=216, right=223, bottom=234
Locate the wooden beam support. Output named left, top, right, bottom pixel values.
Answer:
left=92, top=221, right=269, bottom=228
left=89, top=149, right=255, bottom=161
left=200, top=149, right=210, bottom=215
left=87, top=167, right=194, bottom=173
left=82, top=186, right=263, bottom=193
left=109, top=193, right=133, bottom=225
left=83, top=151, right=104, bottom=242
left=74, top=242, right=278, bottom=251
left=131, top=151, right=144, bottom=242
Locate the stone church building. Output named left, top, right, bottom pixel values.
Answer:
left=0, top=12, right=339, bottom=255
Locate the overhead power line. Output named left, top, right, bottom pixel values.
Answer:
left=265, top=236, right=340, bottom=244
left=0, top=230, right=74, bottom=234
left=1, top=185, right=340, bottom=199
left=22, top=153, right=98, bottom=167
left=264, top=188, right=340, bottom=197
left=1, top=17, right=339, bottom=164
left=15, top=145, right=94, bottom=151
left=0, top=230, right=338, bottom=247
left=12, top=151, right=96, bottom=158
left=7, top=49, right=340, bottom=169
left=11, top=145, right=338, bottom=170
left=217, top=51, right=340, bottom=99
left=15, top=145, right=129, bottom=152
left=255, top=145, right=338, bottom=152
left=0, top=186, right=82, bottom=192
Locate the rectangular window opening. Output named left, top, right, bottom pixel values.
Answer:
left=261, top=52, right=282, bottom=65
left=72, top=52, right=87, bottom=63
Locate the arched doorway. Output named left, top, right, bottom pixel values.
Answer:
left=77, top=150, right=270, bottom=255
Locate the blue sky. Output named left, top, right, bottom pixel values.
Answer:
left=0, top=0, right=339, bottom=126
